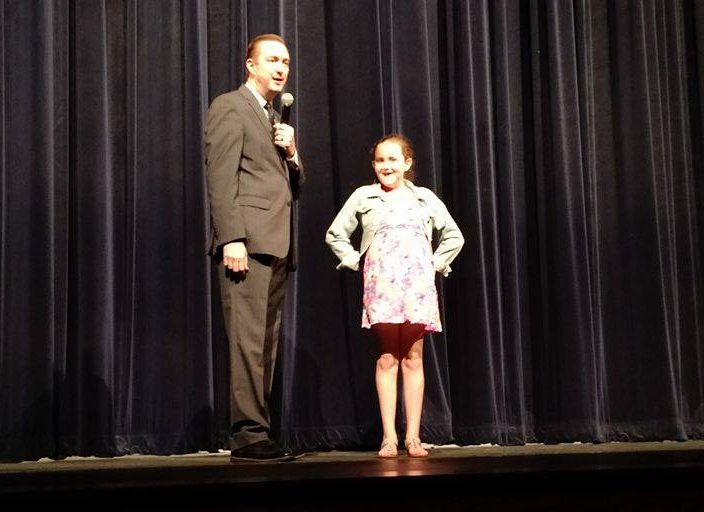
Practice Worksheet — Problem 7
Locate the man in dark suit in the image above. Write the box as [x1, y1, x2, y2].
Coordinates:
[204, 34, 303, 462]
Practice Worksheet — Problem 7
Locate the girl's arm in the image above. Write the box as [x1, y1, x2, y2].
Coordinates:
[431, 196, 465, 277]
[325, 191, 363, 271]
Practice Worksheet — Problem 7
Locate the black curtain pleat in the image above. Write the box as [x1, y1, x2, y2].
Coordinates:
[1, 0, 703, 461]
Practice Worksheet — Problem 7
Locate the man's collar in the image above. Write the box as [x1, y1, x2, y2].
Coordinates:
[245, 82, 269, 108]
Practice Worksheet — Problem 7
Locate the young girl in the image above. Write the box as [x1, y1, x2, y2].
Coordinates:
[325, 134, 464, 457]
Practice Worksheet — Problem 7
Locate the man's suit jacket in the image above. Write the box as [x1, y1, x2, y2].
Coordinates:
[204, 84, 303, 262]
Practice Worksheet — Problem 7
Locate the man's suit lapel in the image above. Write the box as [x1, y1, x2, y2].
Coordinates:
[238, 85, 288, 174]
[239, 85, 274, 138]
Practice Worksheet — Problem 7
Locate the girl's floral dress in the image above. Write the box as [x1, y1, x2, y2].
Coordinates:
[362, 197, 441, 332]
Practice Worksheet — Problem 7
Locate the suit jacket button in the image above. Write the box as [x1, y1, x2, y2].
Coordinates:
[287, 200, 291, 206]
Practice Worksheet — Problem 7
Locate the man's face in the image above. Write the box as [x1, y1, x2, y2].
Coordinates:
[246, 40, 290, 100]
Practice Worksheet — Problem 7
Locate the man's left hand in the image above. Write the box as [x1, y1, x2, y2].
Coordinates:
[273, 123, 296, 158]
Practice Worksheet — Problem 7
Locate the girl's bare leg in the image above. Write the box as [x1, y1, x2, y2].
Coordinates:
[400, 324, 428, 457]
[372, 323, 401, 457]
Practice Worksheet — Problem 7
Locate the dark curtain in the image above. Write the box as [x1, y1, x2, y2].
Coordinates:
[1, 0, 703, 461]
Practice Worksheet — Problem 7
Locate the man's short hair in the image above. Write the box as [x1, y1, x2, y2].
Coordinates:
[246, 34, 287, 61]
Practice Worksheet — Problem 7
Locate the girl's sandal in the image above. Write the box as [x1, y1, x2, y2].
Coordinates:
[378, 438, 398, 458]
[404, 438, 429, 458]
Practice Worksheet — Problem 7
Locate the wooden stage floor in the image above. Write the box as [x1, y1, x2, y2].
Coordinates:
[2, 440, 704, 510]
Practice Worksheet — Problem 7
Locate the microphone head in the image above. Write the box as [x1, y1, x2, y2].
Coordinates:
[281, 93, 294, 107]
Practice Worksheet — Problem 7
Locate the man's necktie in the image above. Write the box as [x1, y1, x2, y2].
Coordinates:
[264, 102, 275, 127]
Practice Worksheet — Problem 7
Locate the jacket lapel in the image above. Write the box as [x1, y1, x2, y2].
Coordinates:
[239, 84, 275, 138]
[238, 85, 288, 175]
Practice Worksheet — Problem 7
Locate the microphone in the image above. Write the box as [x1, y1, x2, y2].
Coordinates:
[280, 93, 294, 125]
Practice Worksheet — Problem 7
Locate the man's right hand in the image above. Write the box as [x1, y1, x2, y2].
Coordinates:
[223, 241, 248, 273]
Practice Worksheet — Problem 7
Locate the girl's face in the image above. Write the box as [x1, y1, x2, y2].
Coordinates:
[372, 140, 412, 191]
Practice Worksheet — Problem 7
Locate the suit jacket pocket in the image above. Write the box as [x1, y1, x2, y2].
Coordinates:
[238, 194, 272, 210]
